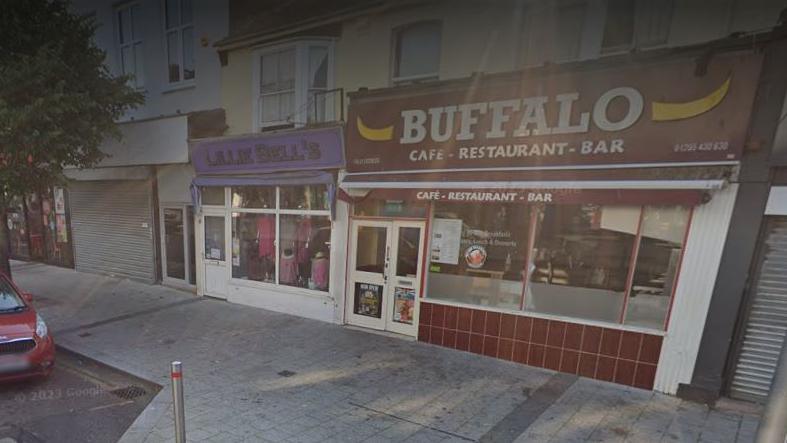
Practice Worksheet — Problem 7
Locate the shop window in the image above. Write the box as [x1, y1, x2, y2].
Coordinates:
[427, 203, 529, 310]
[254, 41, 334, 130]
[201, 187, 224, 206]
[279, 215, 331, 291]
[280, 185, 328, 210]
[116, 3, 144, 88]
[624, 206, 690, 329]
[232, 186, 275, 209]
[526, 205, 638, 323]
[229, 186, 332, 293]
[602, 0, 673, 53]
[164, 0, 194, 83]
[231, 213, 275, 284]
[423, 200, 692, 331]
[392, 21, 441, 84]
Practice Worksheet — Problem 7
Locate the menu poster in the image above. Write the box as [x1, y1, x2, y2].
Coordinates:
[392, 287, 415, 325]
[54, 187, 66, 215]
[354, 282, 382, 318]
[55, 215, 68, 243]
[430, 218, 462, 265]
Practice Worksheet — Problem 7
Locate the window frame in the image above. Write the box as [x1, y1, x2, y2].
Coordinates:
[162, 0, 195, 85]
[251, 39, 336, 132]
[600, 0, 674, 54]
[209, 186, 332, 295]
[422, 201, 693, 332]
[390, 20, 442, 85]
[115, 2, 144, 89]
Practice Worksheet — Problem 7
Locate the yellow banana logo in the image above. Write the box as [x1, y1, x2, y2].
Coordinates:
[357, 117, 394, 141]
[652, 76, 730, 121]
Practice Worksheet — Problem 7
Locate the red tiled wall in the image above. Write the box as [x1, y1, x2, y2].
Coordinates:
[418, 302, 662, 390]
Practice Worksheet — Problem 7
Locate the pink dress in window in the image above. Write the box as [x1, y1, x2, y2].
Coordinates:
[280, 250, 298, 284]
[311, 257, 329, 290]
[257, 216, 275, 258]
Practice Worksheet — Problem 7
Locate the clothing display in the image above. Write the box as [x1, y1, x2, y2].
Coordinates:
[295, 217, 313, 264]
[280, 249, 298, 284]
[257, 216, 275, 258]
[312, 255, 329, 290]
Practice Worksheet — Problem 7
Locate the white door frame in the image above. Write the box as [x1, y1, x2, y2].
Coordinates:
[345, 219, 426, 337]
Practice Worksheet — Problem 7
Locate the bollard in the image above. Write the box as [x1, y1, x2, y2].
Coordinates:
[171, 361, 186, 443]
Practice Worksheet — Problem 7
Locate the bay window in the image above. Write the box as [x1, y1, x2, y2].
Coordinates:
[254, 41, 333, 130]
[229, 185, 331, 292]
[425, 202, 692, 331]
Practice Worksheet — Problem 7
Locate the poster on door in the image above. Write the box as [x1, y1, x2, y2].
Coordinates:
[354, 282, 382, 318]
[392, 287, 415, 325]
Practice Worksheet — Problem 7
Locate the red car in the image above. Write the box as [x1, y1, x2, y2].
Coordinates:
[0, 274, 54, 382]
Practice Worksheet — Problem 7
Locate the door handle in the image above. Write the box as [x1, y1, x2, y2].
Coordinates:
[397, 280, 412, 286]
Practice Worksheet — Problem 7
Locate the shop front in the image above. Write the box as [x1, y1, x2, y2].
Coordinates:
[341, 52, 761, 393]
[6, 187, 74, 268]
[190, 126, 347, 323]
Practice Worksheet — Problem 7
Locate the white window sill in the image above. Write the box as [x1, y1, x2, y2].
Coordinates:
[230, 276, 333, 301]
[162, 81, 196, 94]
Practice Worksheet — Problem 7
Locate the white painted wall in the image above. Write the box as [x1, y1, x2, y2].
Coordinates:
[157, 163, 195, 203]
[98, 115, 189, 167]
[654, 184, 739, 394]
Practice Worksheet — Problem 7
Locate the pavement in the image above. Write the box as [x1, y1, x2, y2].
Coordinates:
[0, 349, 160, 443]
[10, 260, 763, 443]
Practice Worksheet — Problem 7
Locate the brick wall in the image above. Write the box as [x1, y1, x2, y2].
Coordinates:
[417, 301, 662, 389]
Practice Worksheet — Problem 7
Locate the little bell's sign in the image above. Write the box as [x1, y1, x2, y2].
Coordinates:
[346, 53, 761, 173]
[192, 126, 344, 175]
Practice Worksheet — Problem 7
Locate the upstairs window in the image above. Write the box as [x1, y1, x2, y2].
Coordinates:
[116, 3, 144, 88]
[164, 0, 195, 83]
[254, 41, 333, 131]
[392, 21, 441, 84]
[602, 0, 674, 52]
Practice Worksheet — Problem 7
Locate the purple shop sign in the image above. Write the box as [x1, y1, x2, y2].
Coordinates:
[191, 126, 344, 175]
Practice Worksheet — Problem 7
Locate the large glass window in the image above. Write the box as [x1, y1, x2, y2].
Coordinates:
[428, 203, 529, 310]
[424, 202, 692, 331]
[527, 205, 638, 323]
[279, 215, 331, 290]
[226, 186, 331, 292]
[624, 206, 689, 329]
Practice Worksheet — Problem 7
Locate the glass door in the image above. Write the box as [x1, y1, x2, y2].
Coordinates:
[385, 222, 425, 336]
[347, 221, 391, 330]
[202, 213, 228, 299]
[161, 205, 197, 287]
[346, 220, 425, 336]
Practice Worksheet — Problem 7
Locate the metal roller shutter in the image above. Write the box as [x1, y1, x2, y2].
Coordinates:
[729, 217, 787, 402]
[68, 180, 156, 283]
